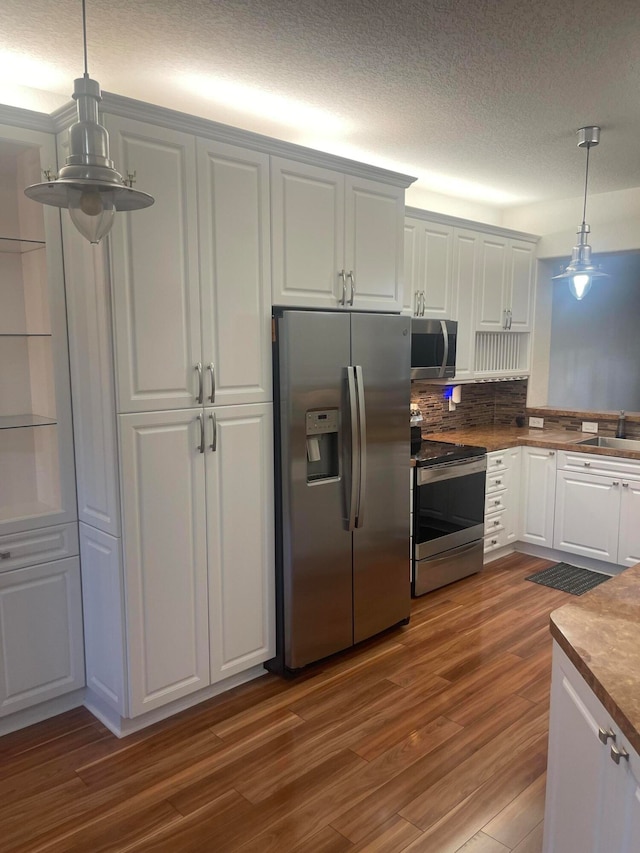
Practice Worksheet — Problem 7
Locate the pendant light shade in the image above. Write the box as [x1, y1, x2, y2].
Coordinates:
[24, 3, 154, 243]
[552, 126, 608, 299]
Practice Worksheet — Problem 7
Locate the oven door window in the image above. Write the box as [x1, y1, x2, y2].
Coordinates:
[415, 470, 485, 543]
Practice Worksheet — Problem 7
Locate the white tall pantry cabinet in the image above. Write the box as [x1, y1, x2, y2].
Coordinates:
[62, 110, 276, 731]
[0, 121, 83, 729]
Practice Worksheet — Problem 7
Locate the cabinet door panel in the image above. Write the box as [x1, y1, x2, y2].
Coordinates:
[509, 239, 535, 331]
[543, 658, 608, 852]
[271, 158, 344, 308]
[554, 471, 619, 563]
[345, 176, 403, 311]
[476, 236, 508, 331]
[618, 481, 640, 567]
[403, 217, 421, 315]
[107, 116, 202, 412]
[207, 404, 274, 682]
[197, 140, 272, 405]
[119, 410, 209, 716]
[520, 448, 556, 547]
[452, 227, 480, 380]
[418, 222, 453, 318]
[0, 557, 84, 716]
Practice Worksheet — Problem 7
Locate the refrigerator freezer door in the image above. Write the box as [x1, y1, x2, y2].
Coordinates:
[278, 310, 354, 669]
[350, 313, 411, 643]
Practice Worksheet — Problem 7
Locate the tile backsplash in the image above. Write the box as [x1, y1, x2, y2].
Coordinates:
[411, 380, 528, 434]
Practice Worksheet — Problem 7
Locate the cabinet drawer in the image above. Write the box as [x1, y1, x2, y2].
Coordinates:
[0, 524, 79, 574]
[484, 528, 507, 552]
[558, 450, 640, 480]
[486, 467, 511, 493]
[485, 492, 507, 514]
[487, 450, 513, 472]
[485, 514, 504, 536]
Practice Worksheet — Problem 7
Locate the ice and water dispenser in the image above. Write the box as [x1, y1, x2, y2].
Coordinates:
[305, 409, 339, 482]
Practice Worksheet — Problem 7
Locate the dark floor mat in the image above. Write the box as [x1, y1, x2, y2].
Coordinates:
[525, 562, 611, 595]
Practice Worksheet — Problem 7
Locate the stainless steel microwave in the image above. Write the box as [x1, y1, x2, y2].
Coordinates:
[411, 318, 457, 380]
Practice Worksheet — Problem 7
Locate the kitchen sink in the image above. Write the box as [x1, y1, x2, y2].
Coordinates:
[577, 436, 640, 452]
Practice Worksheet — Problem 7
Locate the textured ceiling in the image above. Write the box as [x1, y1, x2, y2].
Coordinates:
[2, 0, 640, 208]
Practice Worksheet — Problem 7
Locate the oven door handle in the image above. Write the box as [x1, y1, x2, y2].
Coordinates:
[439, 320, 449, 378]
[346, 366, 360, 532]
[417, 455, 487, 485]
[354, 365, 367, 528]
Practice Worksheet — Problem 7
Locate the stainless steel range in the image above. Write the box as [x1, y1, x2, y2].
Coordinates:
[412, 440, 487, 596]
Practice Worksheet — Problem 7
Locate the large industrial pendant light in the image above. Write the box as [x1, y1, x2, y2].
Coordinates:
[24, 0, 154, 243]
[552, 126, 608, 301]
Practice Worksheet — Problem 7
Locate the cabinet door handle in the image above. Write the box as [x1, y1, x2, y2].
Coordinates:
[502, 308, 507, 329]
[613, 481, 620, 487]
[208, 363, 216, 403]
[599, 726, 616, 744]
[548, 451, 555, 456]
[195, 362, 203, 404]
[414, 291, 420, 315]
[197, 414, 205, 454]
[507, 309, 513, 329]
[0, 551, 10, 559]
[209, 412, 217, 452]
[623, 482, 629, 488]
[421, 292, 426, 316]
[611, 743, 629, 764]
[338, 270, 347, 305]
[347, 271, 355, 306]
[584, 461, 591, 467]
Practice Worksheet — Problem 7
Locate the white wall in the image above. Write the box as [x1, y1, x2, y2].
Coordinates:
[502, 186, 640, 258]
[405, 184, 503, 226]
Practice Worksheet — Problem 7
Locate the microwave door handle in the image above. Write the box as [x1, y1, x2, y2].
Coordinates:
[347, 366, 360, 532]
[439, 320, 449, 378]
[354, 365, 367, 528]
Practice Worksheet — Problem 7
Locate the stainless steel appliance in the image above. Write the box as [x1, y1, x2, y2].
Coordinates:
[269, 309, 411, 673]
[413, 440, 486, 595]
[411, 318, 457, 379]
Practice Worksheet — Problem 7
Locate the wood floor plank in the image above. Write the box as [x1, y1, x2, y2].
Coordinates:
[0, 554, 566, 852]
[330, 692, 535, 844]
[454, 831, 511, 853]
[399, 742, 547, 852]
[483, 772, 547, 848]
[512, 820, 544, 853]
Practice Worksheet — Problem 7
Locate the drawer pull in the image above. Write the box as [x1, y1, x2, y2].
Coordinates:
[599, 727, 616, 744]
[0, 551, 10, 559]
[494, 499, 500, 505]
[495, 479, 502, 485]
[611, 744, 629, 764]
[490, 539, 497, 545]
[584, 461, 591, 467]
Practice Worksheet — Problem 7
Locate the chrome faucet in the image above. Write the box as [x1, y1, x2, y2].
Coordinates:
[616, 410, 626, 439]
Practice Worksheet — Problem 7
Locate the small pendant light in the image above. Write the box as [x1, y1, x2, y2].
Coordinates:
[552, 126, 608, 300]
[24, 0, 154, 243]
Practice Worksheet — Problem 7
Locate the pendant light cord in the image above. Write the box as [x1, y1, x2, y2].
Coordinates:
[582, 143, 591, 227]
[81, 0, 89, 77]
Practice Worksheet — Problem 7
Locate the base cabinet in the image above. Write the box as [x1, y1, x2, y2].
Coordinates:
[543, 643, 640, 852]
[554, 470, 620, 563]
[520, 447, 556, 547]
[118, 404, 274, 717]
[484, 447, 521, 556]
[0, 558, 84, 716]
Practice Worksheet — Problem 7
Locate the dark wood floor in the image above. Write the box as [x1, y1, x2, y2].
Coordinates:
[0, 552, 569, 852]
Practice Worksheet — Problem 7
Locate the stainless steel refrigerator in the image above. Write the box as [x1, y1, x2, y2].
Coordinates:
[269, 309, 411, 673]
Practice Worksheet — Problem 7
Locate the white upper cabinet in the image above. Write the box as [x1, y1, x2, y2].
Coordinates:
[106, 115, 202, 413]
[197, 139, 272, 406]
[450, 227, 481, 381]
[403, 217, 454, 318]
[344, 175, 404, 312]
[476, 235, 535, 332]
[107, 117, 273, 413]
[271, 158, 404, 311]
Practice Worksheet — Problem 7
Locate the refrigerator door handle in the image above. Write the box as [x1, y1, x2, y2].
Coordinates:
[347, 366, 360, 532]
[439, 320, 449, 378]
[354, 365, 367, 528]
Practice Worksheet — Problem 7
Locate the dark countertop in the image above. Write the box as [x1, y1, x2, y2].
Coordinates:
[422, 425, 640, 460]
